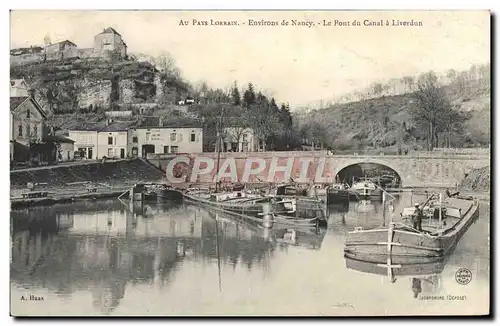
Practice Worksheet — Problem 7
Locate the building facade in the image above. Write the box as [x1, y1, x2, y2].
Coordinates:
[68, 129, 99, 160]
[94, 27, 127, 58]
[45, 40, 77, 57]
[97, 126, 128, 159]
[10, 79, 29, 97]
[223, 127, 260, 152]
[44, 135, 75, 162]
[130, 126, 203, 157]
[11, 96, 46, 145]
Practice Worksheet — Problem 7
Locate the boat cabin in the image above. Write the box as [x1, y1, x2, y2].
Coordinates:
[270, 184, 308, 197]
[210, 191, 248, 202]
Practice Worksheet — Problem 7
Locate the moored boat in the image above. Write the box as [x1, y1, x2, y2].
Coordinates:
[326, 183, 352, 203]
[351, 177, 382, 199]
[267, 183, 327, 225]
[344, 193, 480, 258]
[183, 186, 274, 218]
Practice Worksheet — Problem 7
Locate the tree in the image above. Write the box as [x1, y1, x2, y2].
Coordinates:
[43, 34, 51, 46]
[242, 83, 256, 107]
[225, 116, 251, 152]
[411, 71, 467, 151]
[155, 52, 176, 73]
[231, 82, 241, 106]
[246, 99, 279, 151]
[446, 69, 457, 83]
[456, 71, 470, 96]
[403, 76, 414, 92]
[372, 82, 384, 96]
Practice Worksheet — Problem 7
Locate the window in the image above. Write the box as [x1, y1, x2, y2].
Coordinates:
[164, 146, 169, 153]
[120, 148, 125, 159]
[171, 146, 179, 154]
[170, 133, 177, 142]
[242, 134, 248, 142]
[26, 109, 30, 119]
[33, 125, 38, 137]
[190, 132, 196, 142]
[146, 132, 151, 142]
[18, 125, 22, 137]
[26, 124, 31, 137]
[132, 136, 138, 143]
[108, 148, 114, 157]
[108, 136, 113, 145]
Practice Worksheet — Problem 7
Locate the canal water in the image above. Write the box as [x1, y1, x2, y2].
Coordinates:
[10, 192, 490, 316]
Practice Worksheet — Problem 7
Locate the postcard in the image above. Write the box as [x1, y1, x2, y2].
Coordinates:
[9, 10, 490, 316]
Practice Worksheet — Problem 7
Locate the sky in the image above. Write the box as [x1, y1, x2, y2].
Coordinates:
[10, 10, 490, 107]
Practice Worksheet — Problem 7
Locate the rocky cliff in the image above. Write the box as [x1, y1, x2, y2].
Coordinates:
[459, 166, 490, 192]
[10, 58, 191, 114]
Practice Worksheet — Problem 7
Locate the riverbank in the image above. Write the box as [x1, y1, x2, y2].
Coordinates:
[392, 187, 490, 202]
[10, 189, 129, 209]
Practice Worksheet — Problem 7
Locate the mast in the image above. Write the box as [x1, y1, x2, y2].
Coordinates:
[215, 108, 224, 192]
[214, 214, 222, 292]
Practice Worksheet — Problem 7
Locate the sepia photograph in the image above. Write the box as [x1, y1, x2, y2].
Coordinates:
[8, 9, 491, 317]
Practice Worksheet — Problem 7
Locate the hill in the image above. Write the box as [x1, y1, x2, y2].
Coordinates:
[10, 57, 192, 114]
[295, 77, 490, 151]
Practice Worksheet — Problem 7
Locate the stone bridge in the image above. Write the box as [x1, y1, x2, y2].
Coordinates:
[146, 151, 490, 188]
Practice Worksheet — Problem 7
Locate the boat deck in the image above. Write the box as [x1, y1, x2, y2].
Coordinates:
[408, 197, 474, 235]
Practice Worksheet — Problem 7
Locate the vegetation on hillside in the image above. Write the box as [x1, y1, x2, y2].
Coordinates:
[11, 48, 490, 152]
[295, 63, 490, 151]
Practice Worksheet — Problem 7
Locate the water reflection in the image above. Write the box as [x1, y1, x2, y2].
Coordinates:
[11, 199, 327, 314]
[10, 193, 489, 316]
[344, 255, 445, 298]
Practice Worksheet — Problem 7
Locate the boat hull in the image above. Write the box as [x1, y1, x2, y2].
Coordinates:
[184, 193, 270, 219]
[344, 251, 445, 265]
[326, 189, 351, 203]
[345, 256, 446, 277]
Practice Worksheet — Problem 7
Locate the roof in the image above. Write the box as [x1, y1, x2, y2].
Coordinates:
[134, 116, 203, 129]
[10, 97, 28, 111]
[10, 79, 27, 88]
[10, 46, 43, 55]
[99, 124, 129, 132]
[47, 40, 77, 47]
[44, 135, 75, 143]
[68, 123, 131, 132]
[98, 27, 122, 37]
[68, 126, 100, 132]
[10, 96, 47, 118]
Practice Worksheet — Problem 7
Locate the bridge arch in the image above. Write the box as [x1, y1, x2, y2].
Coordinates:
[334, 158, 403, 187]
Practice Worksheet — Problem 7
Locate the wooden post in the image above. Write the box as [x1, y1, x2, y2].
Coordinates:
[262, 202, 274, 228]
[382, 191, 386, 226]
[438, 193, 442, 230]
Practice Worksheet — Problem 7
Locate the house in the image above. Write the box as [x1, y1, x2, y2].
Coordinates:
[130, 118, 203, 157]
[10, 96, 47, 145]
[68, 128, 99, 160]
[223, 127, 260, 152]
[9, 96, 54, 162]
[45, 40, 77, 57]
[10, 79, 29, 97]
[97, 125, 129, 159]
[94, 27, 127, 58]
